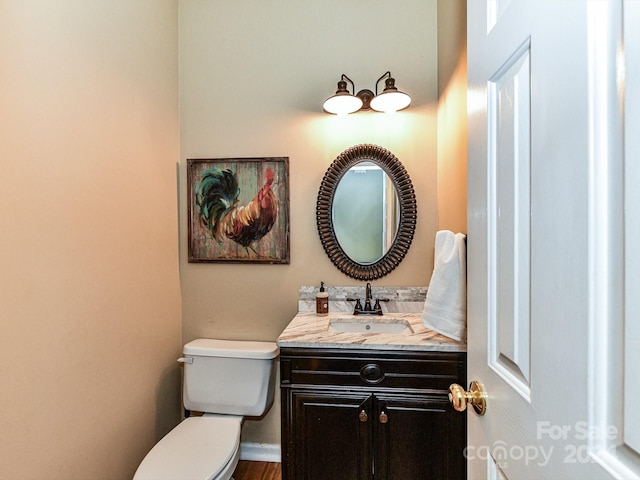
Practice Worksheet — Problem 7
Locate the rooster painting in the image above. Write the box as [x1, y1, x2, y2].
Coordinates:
[189, 159, 289, 263]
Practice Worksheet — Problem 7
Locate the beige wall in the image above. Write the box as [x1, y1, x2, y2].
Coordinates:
[437, 0, 468, 234]
[0, 2, 182, 479]
[179, 0, 441, 445]
[0, 1, 468, 475]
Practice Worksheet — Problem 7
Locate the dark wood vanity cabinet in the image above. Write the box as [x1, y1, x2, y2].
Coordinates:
[279, 347, 467, 480]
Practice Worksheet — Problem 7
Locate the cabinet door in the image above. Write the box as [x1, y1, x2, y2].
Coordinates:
[291, 390, 373, 480]
[374, 394, 466, 480]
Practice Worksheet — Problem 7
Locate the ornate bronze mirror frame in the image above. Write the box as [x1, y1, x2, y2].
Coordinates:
[316, 144, 417, 280]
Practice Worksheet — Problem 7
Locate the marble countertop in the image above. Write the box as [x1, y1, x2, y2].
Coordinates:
[277, 311, 466, 352]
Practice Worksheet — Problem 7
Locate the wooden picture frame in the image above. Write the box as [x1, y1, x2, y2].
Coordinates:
[187, 157, 289, 264]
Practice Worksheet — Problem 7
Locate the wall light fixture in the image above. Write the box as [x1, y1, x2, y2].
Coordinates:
[323, 71, 411, 115]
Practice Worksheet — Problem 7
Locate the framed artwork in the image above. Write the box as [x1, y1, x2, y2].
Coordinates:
[187, 157, 290, 264]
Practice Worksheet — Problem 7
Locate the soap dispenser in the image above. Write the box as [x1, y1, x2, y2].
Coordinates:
[316, 282, 329, 316]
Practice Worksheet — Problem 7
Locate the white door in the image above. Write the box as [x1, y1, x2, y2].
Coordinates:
[465, 0, 640, 478]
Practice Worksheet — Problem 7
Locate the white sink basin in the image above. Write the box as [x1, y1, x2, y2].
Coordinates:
[328, 317, 413, 334]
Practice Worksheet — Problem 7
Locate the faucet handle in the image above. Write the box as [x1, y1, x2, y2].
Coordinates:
[347, 297, 363, 314]
[373, 298, 390, 315]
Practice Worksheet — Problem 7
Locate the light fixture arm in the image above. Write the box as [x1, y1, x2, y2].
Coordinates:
[340, 74, 357, 96]
[341, 74, 374, 109]
[374, 71, 393, 96]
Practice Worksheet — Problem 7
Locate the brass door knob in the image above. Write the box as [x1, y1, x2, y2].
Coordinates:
[449, 381, 487, 416]
[359, 409, 368, 422]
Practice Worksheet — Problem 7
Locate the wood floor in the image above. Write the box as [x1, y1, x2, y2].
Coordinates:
[232, 461, 281, 480]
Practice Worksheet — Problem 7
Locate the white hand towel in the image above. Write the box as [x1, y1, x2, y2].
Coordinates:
[422, 230, 467, 341]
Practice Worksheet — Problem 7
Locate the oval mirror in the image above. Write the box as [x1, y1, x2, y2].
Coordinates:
[317, 144, 417, 280]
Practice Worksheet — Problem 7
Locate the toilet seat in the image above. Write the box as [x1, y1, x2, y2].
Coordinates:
[133, 415, 242, 480]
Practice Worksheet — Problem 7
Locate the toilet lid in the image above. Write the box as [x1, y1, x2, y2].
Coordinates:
[134, 415, 241, 480]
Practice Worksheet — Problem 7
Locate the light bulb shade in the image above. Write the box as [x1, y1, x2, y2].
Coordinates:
[323, 93, 363, 115]
[370, 76, 411, 113]
[370, 91, 411, 113]
[323, 77, 363, 115]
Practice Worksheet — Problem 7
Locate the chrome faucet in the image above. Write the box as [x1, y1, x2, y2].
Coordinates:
[347, 282, 389, 316]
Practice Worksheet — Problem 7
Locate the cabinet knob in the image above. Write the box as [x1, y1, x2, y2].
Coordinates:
[359, 409, 368, 422]
[360, 364, 384, 384]
[379, 411, 388, 424]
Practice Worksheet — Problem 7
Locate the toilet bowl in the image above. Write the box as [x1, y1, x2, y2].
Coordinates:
[133, 339, 279, 480]
[134, 415, 242, 480]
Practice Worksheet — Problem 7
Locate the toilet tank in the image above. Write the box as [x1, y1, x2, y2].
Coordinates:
[180, 339, 279, 416]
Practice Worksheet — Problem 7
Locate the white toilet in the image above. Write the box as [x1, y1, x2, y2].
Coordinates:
[133, 338, 279, 480]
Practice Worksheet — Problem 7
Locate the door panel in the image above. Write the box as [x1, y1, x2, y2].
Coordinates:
[624, 0, 640, 462]
[292, 391, 372, 480]
[487, 38, 532, 396]
[375, 394, 465, 479]
[467, 0, 640, 478]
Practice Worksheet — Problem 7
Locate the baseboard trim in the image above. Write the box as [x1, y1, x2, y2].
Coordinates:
[239, 442, 281, 463]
